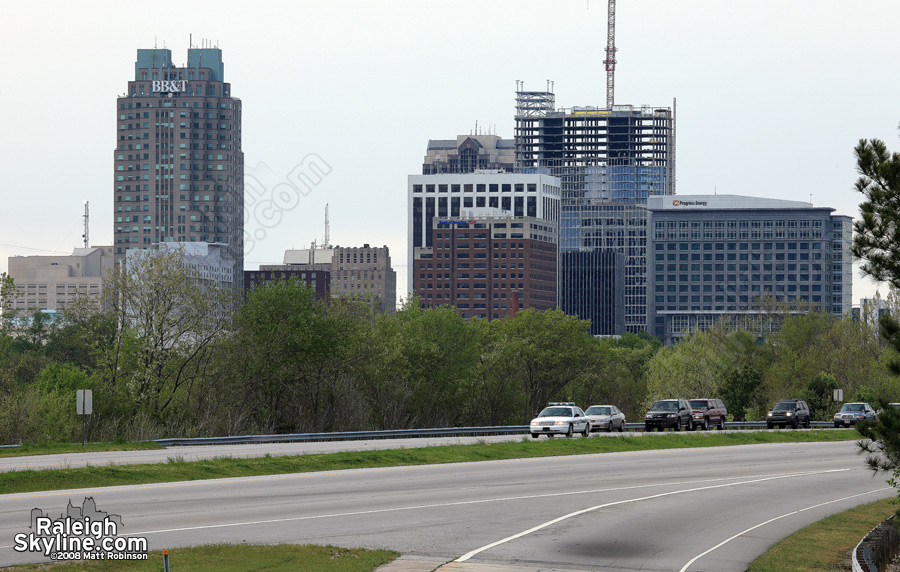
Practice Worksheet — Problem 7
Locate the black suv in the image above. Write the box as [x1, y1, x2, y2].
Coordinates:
[688, 398, 728, 431]
[645, 399, 693, 432]
[767, 399, 811, 429]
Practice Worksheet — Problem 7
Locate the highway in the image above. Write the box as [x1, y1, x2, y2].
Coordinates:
[0, 440, 891, 571]
[0, 434, 536, 472]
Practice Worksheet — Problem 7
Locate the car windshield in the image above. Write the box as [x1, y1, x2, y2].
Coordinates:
[651, 401, 678, 410]
[586, 407, 611, 415]
[689, 400, 709, 409]
[773, 402, 797, 411]
[539, 407, 572, 417]
[840, 404, 865, 412]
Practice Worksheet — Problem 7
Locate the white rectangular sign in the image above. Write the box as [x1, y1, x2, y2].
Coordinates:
[76, 390, 93, 415]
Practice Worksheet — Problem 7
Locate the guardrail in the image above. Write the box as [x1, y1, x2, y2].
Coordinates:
[154, 420, 838, 447]
[853, 515, 898, 572]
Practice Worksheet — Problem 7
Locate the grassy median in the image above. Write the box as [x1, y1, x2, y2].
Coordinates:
[7, 544, 399, 572]
[748, 497, 898, 572]
[0, 429, 861, 495]
[0, 441, 163, 458]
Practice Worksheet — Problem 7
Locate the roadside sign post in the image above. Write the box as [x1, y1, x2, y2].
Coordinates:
[833, 389, 843, 403]
[76, 390, 93, 447]
[163, 549, 171, 572]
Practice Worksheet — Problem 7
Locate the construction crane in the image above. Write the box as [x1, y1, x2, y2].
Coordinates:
[604, 0, 617, 109]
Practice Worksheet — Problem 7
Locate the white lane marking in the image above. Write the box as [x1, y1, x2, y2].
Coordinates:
[0, 470, 846, 548]
[454, 468, 850, 562]
[677, 487, 891, 572]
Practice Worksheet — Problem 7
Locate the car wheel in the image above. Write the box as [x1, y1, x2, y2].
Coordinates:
[792, 419, 799, 429]
[566, 424, 574, 438]
[804, 418, 811, 429]
[582, 423, 591, 436]
[717, 416, 725, 430]
[618, 420, 625, 432]
[606, 422, 613, 433]
[675, 418, 682, 431]
[767, 423, 773, 430]
[531, 433, 539, 439]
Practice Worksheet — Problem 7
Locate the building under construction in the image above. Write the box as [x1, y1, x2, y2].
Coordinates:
[514, 89, 674, 334]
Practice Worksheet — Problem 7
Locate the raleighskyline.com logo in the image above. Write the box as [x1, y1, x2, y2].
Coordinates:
[14, 497, 148, 561]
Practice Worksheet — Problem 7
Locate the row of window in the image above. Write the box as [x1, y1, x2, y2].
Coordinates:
[120, 100, 233, 110]
[413, 183, 540, 193]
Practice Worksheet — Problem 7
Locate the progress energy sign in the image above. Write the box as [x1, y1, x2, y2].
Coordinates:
[672, 200, 708, 207]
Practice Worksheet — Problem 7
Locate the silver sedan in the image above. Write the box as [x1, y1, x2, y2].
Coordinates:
[586, 405, 626, 432]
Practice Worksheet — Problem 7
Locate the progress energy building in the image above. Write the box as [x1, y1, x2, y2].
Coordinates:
[646, 195, 852, 345]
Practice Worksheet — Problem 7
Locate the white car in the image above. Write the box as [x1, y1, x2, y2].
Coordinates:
[530, 403, 590, 438]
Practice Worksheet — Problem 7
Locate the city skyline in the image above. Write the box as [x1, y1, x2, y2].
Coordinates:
[2, 1, 900, 305]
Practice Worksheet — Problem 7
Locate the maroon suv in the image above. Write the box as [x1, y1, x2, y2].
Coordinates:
[688, 398, 728, 430]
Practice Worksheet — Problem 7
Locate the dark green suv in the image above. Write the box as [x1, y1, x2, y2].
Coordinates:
[766, 399, 811, 429]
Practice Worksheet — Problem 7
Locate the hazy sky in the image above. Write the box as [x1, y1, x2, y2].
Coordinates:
[2, 0, 899, 303]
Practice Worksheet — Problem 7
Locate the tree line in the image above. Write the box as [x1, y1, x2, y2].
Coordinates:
[0, 250, 898, 444]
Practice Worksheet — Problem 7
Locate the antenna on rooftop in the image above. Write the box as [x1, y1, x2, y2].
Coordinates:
[82, 201, 89, 248]
[323, 204, 331, 248]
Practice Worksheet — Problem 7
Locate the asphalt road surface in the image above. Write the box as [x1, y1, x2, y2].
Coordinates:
[0, 434, 536, 472]
[0, 441, 891, 571]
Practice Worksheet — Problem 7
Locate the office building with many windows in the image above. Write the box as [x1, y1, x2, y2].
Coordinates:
[514, 90, 673, 335]
[114, 47, 243, 284]
[646, 195, 852, 345]
[407, 171, 560, 297]
[422, 134, 515, 174]
[7, 246, 114, 313]
[275, 245, 397, 313]
[413, 211, 557, 319]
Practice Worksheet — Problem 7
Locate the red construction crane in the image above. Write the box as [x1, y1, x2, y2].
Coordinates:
[604, 0, 617, 109]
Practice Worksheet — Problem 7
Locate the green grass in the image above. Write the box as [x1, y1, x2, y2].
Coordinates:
[748, 497, 897, 572]
[7, 544, 399, 572]
[0, 429, 861, 495]
[0, 441, 162, 458]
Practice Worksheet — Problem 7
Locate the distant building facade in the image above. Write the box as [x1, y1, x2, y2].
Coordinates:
[422, 134, 515, 175]
[413, 212, 557, 320]
[244, 269, 330, 299]
[114, 47, 243, 285]
[276, 245, 397, 313]
[407, 171, 561, 295]
[646, 195, 853, 345]
[7, 246, 114, 313]
[126, 242, 234, 286]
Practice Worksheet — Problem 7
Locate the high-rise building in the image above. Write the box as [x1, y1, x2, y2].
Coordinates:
[407, 171, 561, 294]
[514, 90, 673, 335]
[422, 134, 515, 174]
[332, 245, 396, 313]
[114, 47, 243, 285]
[414, 211, 557, 319]
[646, 195, 852, 345]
